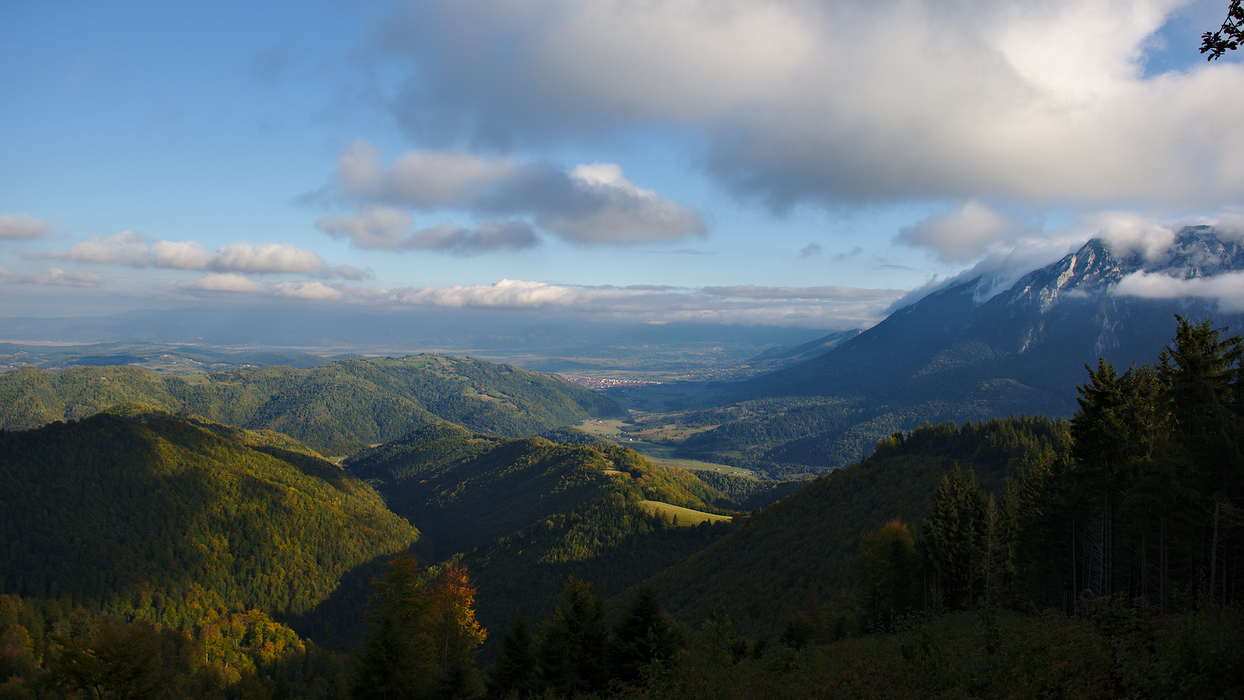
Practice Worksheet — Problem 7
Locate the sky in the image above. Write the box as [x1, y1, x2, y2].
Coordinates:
[2, 0, 1242, 331]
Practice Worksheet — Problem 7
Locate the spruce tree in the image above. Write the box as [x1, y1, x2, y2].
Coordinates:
[537, 579, 609, 697]
[610, 581, 680, 685]
[485, 613, 537, 699]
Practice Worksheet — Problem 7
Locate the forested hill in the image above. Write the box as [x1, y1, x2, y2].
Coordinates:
[653, 417, 1068, 635]
[0, 354, 627, 455]
[0, 406, 419, 628]
[344, 422, 738, 653]
[347, 422, 725, 559]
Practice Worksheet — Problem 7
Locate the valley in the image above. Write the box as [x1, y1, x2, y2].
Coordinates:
[1, 229, 1243, 698]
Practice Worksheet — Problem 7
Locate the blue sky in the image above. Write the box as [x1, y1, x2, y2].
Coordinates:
[2, 0, 1242, 329]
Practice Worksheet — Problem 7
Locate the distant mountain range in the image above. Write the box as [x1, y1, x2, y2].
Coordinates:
[680, 227, 1244, 473]
[0, 307, 826, 380]
[0, 355, 626, 455]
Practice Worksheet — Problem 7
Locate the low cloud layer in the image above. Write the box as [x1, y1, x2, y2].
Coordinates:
[376, 279, 902, 328]
[12, 268, 103, 288]
[177, 276, 343, 301]
[0, 213, 52, 240]
[42, 231, 359, 278]
[380, 0, 1244, 211]
[1116, 270, 1244, 311]
[322, 140, 705, 248]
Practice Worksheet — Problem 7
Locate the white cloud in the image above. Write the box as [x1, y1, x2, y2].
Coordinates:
[381, 0, 1244, 209]
[896, 201, 1033, 262]
[59, 230, 151, 266]
[184, 274, 264, 293]
[1116, 270, 1244, 310]
[273, 280, 343, 300]
[315, 205, 415, 249]
[325, 140, 705, 245]
[209, 242, 325, 274]
[0, 213, 52, 240]
[12, 268, 103, 287]
[44, 231, 341, 276]
[151, 240, 212, 269]
[389, 279, 582, 308]
[315, 206, 540, 254]
[1081, 211, 1180, 261]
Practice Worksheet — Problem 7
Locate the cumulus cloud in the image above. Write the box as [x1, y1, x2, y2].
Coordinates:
[273, 280, 343, 300]
[210, 242, 325, 274]
[896, 201, 1033, 262]
[43, 231, 346, 276]
[376, 278, 903, 327]
[184, 274, 264, 293]
[0, 213, 52, 240]
[177, 276, 344, 299]
[315, 205, 540, 254]
[379, 0, 1244, 210]
[12, 268, 103, 287]
[324, 139, 705, 245]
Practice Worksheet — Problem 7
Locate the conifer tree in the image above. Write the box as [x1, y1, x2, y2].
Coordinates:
[352, 553, 486, 700]
[610, 581, 681, 685]
[920, 465, 986, 610]
[537, 579, 609, 697]
[485, 613, 537, 699]
[352, 552, 435, 700]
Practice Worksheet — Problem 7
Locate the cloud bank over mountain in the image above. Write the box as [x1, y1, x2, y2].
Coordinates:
[380, 0, 1243, 210]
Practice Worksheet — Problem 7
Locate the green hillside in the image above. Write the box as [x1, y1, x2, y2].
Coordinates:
[0, 354, 627, 455]
[343, 422, 736, 652]
[651, 417, 1068, 634]
[0, 407, 419, 628]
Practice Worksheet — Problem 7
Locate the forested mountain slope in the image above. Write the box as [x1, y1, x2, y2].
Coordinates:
[344, 422, 736, 653]
[0, 354, 626, 455]
[0, 406, 419, 628]
[654, 417, 1068, 635]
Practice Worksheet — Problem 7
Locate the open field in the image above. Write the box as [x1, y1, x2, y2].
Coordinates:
[577, 418, 755, 477]
[642, 455, 754, 478]
[638, 500, 733, 526]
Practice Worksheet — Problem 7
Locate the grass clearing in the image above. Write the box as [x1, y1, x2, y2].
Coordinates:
[639, 500, 732, 526]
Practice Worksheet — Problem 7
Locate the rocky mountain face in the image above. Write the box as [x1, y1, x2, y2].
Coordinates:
[744, 226, 1244, 411]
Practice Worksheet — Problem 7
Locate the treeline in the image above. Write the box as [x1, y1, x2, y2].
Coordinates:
[0, 355, 626, 455]
[854, 317, 1244, 631]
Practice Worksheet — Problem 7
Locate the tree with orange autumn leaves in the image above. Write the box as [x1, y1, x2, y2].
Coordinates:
[352, 550, 486, 700]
